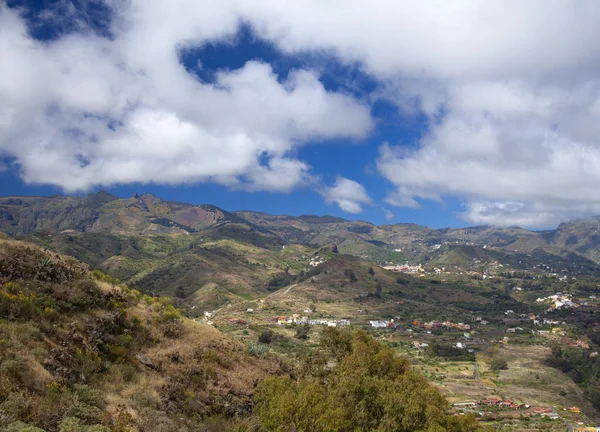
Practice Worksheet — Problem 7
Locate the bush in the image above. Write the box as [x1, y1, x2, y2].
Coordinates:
[294, 324, 310, 340]
[490, 358, 508, 371]
[73, 385, 105, 409]
[344, 269, 357, 283]
[64, 403, 103, 425]
[3, 422, 45, 432]
[258, 330, 274, 344]
[248, 343, 270, 358]
[58, 417, 110, 432]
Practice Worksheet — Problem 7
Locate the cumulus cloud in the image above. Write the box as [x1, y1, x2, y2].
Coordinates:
[5, 1, 600, 226]
[0, 4, 372, 193]
[322, 176, 372, 214]
[236, 0, 600, 227]
[382, 208, 394, 221]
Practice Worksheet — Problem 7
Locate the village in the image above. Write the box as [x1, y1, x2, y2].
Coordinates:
[195, 251, 600, 431]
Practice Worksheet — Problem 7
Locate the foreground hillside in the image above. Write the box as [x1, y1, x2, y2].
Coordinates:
[0, 237, 285, 431]
[0, 237, 484, 432]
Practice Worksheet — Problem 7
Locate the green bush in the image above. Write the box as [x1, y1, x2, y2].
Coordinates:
[490, 358, 508, 371]
[254, 331, 480, 432]
[2, 421, 45, 432]
[258, 329, 274, 344]
[248, 343, 270, 358]
[294, 323, 310, 340]
[73, 385, 104, 410]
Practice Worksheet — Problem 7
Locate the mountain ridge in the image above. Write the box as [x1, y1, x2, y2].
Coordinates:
[3, 191, 600, 271]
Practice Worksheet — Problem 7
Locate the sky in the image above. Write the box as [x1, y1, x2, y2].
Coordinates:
[3, 2, 600, 229]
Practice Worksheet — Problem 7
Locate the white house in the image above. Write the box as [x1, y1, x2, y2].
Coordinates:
[370, 320, 389, 328]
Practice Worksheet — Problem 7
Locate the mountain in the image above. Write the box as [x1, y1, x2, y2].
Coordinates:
[237, 209, 600, 272]
[0, 192, 279, 245]
[2, 192, 600, 311]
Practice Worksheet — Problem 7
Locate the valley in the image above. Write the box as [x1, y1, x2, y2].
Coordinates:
[1, 192, 600, 431]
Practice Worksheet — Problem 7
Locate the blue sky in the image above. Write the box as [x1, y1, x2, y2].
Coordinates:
[0, 0, 465, 228]
[3, 1, 600, 229]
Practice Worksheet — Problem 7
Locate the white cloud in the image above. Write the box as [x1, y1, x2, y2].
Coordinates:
[382, 208, 394, 221]
[322, 176, 372, 214]
[0, 4, 372, 193]
[459, 200, 600, 228]
[5, 1, 600, 226]
[229, 0, 600, 226]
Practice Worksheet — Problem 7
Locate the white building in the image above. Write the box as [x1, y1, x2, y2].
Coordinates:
[370, 320, 389, 328]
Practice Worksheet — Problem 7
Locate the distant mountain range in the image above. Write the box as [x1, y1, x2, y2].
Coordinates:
[2, 191, 600, 312]
[2, 191, 600, 268]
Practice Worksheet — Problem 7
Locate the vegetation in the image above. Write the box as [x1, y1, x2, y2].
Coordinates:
[0, 239, 284, 431]
[426, 343, 476, 361]
[546, 346, 600, 410]
[258, 329, 274, 344]
[254, 329, 480, 431]
[489, 358, 508, 371]
[294, 323, 310, 340]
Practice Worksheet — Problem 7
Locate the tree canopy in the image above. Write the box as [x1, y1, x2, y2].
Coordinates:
[254, 329, 480, 432]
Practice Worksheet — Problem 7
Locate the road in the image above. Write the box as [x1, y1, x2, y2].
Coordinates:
[473, 359, 481, 382]
[283, 283, 298, 294]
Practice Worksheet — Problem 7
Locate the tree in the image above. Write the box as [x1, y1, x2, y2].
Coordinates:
[174, 286, 186, 298]
[295, 323, 310, 340]
[344, 269, 357, 283]
[319, 327, 352, 361]
[368, 267, 375, 276]
[254, 330, 481, 432]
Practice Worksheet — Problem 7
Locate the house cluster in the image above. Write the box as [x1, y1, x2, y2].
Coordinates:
[411, 341, 429, 348]
[536, 293, 577, 310]
[272, 314, 350, 327]
[533, 318, 563, 326]
[383, 264, 424, 273]
[228, 318, 247, 325]
[370, 320, 395, 328]
[412, 320, 471, 331]
[309, 319, 351, 327]
[478, 399, 529, 410]
[273, 314, 308, 325]
[309, 255, 325, 267]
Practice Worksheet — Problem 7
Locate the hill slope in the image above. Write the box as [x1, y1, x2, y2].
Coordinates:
[0, 237, 286, 431]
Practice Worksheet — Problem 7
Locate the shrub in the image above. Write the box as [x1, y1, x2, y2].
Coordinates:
[73, 385, 105, 410]
[58, 417, 110, 432]
[2, 421, 45, 432]
[64, 403, 103, 425]
[258, 330, 274, 344]
[294, 324, 310, 340]
[0, 391, 29, 421]
[248, 343, 270, 358]
[490, 358, 508, 371]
